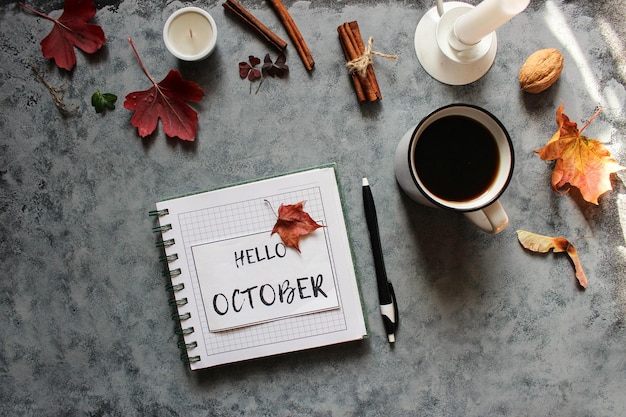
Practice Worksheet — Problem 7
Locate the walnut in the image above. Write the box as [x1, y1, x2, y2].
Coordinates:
[518, 48, 564, 94]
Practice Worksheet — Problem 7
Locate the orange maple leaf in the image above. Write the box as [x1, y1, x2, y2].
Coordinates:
[535, 105, 625, 204]
[270, 201, 325, 253]
[516, 230, 588, 288]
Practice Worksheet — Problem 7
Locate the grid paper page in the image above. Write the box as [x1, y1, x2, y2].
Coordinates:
[179, 187, 348, 355]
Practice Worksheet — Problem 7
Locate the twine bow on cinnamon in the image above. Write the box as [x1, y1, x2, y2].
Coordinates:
[346, 36, 398, 78]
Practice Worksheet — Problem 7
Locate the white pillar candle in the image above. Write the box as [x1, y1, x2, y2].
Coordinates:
[453, 0, 529, 46]
[163, 7, 217, 61]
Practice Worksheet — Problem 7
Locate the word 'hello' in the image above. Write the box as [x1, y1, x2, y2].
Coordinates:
[235, 243, 287, 268]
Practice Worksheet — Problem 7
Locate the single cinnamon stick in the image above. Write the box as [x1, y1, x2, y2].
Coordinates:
[348, 21, 381, 100]
[266, 0, 315, 71]
[337, 24, 366, 103]
[338, 27, 366, 102]
[223, 0, 287, 51]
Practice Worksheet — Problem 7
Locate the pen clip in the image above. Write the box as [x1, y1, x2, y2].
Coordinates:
[388, 281, 399, 331]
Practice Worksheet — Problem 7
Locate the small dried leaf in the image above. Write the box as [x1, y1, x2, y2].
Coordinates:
[239, 62, 251, 78]
[270, 201, 325, 253]
[517, 230, 588, 288]
[248, 55, 261, 67]
[239, 56, 262, 82]
[262, 53, 289, 78]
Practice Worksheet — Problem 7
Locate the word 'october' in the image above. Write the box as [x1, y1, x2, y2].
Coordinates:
[235, 243, 287, 268]
[212, 274, 328, 316]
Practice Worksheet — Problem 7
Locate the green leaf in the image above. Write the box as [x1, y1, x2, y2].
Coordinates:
[91, 90, 117, 113]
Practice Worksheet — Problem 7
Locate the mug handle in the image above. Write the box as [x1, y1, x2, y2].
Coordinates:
[463, 200, 509, 234]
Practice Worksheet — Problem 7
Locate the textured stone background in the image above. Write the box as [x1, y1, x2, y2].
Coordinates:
[1, 0, 625, 416]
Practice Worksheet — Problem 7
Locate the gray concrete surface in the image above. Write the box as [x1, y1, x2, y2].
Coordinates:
[1, 0, 625, 415]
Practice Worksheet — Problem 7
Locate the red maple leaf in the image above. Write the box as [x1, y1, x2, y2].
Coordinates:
[20, 0, 106, 71]
[124, 39, 205, 141]
[270, 201, 325, 253]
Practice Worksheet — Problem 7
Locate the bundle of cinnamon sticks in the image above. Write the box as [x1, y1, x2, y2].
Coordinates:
[337, 21, 382, 103]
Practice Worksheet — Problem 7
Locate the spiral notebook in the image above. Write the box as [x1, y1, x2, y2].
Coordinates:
[151, 165, 367, 370]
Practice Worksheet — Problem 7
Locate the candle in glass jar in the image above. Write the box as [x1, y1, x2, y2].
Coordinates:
[163, 7, 217, 61]
[454, 0, 529, 46]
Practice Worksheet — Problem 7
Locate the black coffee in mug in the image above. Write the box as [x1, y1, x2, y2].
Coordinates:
[413, 115, 500, 202]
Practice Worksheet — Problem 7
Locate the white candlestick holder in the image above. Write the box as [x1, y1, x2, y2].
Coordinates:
[415, 0, 529, 85]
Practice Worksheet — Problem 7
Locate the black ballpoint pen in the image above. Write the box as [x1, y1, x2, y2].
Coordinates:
[362, 178, 398, 343]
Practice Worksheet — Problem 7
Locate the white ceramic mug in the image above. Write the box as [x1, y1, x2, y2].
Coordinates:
[394, 104, 514, 234]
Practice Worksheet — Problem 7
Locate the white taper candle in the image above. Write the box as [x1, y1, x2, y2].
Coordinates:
[453, 0, 530, 46]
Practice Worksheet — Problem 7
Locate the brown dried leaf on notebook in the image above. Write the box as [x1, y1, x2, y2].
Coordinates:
[270, 201, 325, 253]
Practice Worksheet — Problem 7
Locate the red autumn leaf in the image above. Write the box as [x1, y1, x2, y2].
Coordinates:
[20, 0, 105, 71]
[535, 105, 625, 204]
[124, 39, 204, 141]
[516, 230, 588, 288]
[270, 201, 325, 253]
